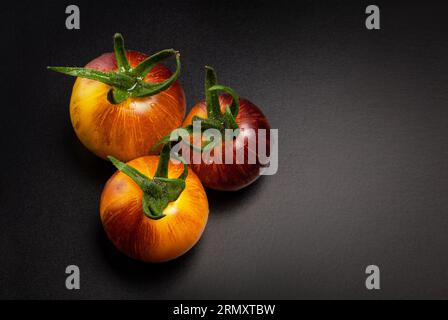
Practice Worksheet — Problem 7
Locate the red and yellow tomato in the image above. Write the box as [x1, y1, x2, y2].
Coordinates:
[100, 155, 208, 262]
[49, 34, 186, 161]
[183, 94, 270, 191]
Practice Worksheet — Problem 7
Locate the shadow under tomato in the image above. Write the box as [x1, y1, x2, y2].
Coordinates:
[94, 220, 199, 286]
[205, 176, 265, 214]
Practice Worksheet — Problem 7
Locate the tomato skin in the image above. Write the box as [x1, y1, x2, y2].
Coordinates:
[70, 51, 186, 162]
[100, 156, 208, 262]
[183, 95, 271, 191]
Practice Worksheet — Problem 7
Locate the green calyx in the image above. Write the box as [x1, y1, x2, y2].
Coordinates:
[108, 145, 187, 220]
[152, 66, 240, 152]
[202, 66, 240, 131]
[48, 33, 181, 104]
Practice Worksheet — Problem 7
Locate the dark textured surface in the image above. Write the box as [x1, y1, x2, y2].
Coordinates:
[1, 0, 448, 299]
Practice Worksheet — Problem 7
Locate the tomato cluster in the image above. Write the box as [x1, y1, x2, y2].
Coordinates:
[49, 34, 271, 262]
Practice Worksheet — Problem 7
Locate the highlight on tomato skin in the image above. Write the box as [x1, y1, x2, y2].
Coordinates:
[183, 95, 271, 191]
[100, 151, 209, 263]
[48, 33, 186, 162]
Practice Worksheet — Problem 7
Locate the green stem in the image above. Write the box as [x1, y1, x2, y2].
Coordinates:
[48, 33, 181, 105]
[205, 66, 221, 119]
[209, 85, 239, 118]
[46, 67, 135, 88]
[131, 49, 178, 79]
[202, 66, 240, 129]
[107, 145, 187, 220]
[208, 84, 240, 130]
[129, 52, 180, 98]
[113, 33, 131, 73]
[154, 145, 170, 178]
[108, 156, 152, 189]
[151, 66, 242, 152]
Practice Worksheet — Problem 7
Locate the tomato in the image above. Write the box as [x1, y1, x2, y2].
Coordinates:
[158, 66, 271, 191]
[49, 34, 185, 161]
[100, 146, 208, 262]
[183, 95, 270, 190]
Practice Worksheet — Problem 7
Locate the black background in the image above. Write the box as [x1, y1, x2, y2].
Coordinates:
[1, 0, 448, 299]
